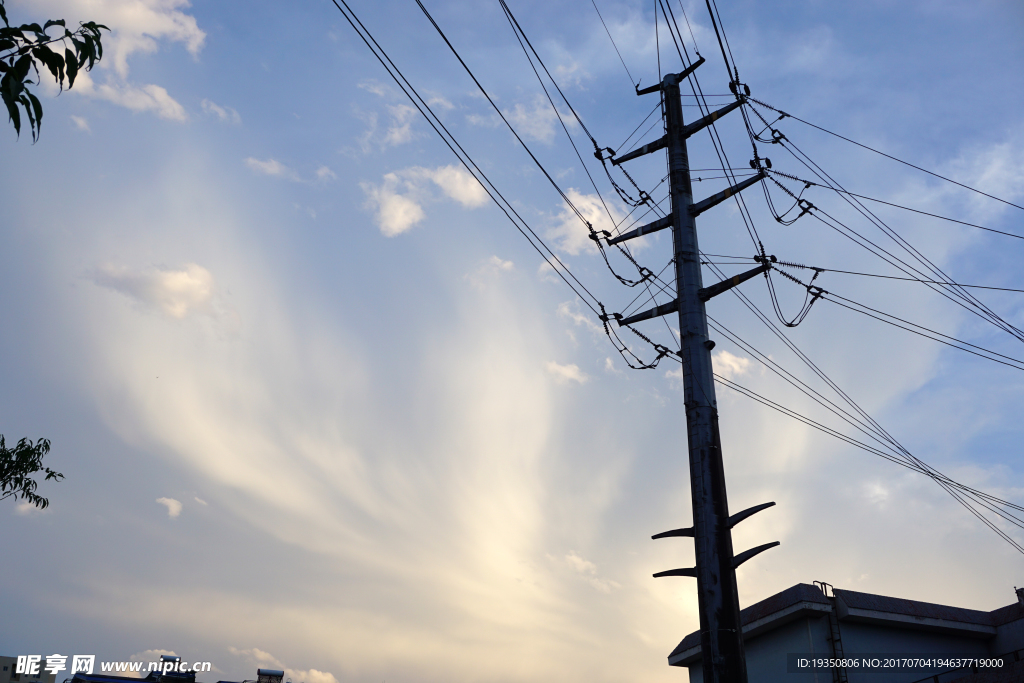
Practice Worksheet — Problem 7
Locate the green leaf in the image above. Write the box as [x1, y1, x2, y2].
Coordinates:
[0, 3, 8, 29]
[42, 19, 66, 31]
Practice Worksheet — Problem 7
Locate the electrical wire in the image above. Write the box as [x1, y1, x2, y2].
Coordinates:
[767, 169, 1024, 240]
[748, 104, 1024, 344]
[591, 0, 636, 88]
[748, 97, 1024, 213]
[329, 0, 603, 313]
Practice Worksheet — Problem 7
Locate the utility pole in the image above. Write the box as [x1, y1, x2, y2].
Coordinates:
[601, 58, 779, 683]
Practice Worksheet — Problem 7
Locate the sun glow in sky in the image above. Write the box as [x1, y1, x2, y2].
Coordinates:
[2, 1, 1023, 682]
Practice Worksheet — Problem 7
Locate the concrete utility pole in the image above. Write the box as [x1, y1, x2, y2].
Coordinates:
[605, 59, 779, 683]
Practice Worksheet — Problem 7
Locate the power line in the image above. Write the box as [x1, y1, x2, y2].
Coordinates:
[414, 0, 598, 236]
[328, 0, 603, 313]
[748, 97, 1024, 213]
[768, 258, 1024, 293]
[591, 0, 636, 88]
[750, 105, 1024, 344]
[768, 169, 1024, 240]
[499, 0, 652, 288]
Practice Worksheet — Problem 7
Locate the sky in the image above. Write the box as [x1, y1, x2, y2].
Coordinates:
[1, 0, 1023, 682]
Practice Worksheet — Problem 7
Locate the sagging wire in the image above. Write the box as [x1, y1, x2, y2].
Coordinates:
[744, 98, 1024, 345]
[498, 0, 658, 288]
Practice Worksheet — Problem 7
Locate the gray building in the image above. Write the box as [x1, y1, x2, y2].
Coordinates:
[670, 583, 1024, 682]
[0, 657, 57, 683]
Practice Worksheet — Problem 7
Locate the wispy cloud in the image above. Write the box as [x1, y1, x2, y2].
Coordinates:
[39, 0, 205, 121]
[361, 173, 426, 237]
[557, 551, 621, 593]
[93, 82, 188, 121]
[245, 157, 301, 182]
[361, 165, 487, 236]
[91, 263, 215, 319]
[201, 99, 241, 124]
[545, 360, 589, 384]
[156, 497, 182, 518]
[548, 188, 630, 255]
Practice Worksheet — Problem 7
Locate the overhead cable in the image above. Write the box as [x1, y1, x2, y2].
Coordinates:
[748, 98, 1024, 213]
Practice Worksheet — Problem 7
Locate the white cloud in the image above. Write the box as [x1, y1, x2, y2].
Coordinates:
[545, 361, 588, 384]
[557, 300, 603, 335]
[361, 165, 487, 237]
[488, 255, 514, 272]
[383, 104, 418, 146]
[228, 649, 337, 683]
[945, 125, 1024, 220]
[92, 263, 215, 319]
[93, 82, 188, 121]
[194, 497, 207, 506]
[361, 173, 425, 237]
[560, 551, 621, 594]
[201, 99, 241, 124]
[229, 648, 283, 668]
[32, 0, 205, 120]
[548, 188, 627, 255]
[537, 260, 567, 285]
[604, 357, 623, 375]
[245, 158, 300, 181]
[315, 166, 337, 181]
[156, 497, 182, 518]
[713, 349, 752, 380]
[664, 350, 752, 385]
[357, 80, 390, 97]
[499, 95, 576, 144]
[426, 94, 454, 111]
[285, 670, 337, 683]
[554, 60, 588, 89]
[414, 165, 488, 208]
[129, 650, 176, 662]
[70, 115, 90, 132]
[465, 256, 515, 289]
[14, 501, 38, 516]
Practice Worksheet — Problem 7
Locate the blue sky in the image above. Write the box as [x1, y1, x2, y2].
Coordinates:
[2, 1, 1022, 682]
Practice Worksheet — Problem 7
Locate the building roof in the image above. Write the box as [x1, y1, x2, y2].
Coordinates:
[834, 588, 992, 625]
[670, 583, 829, 658]
[670, 582, 1023, 666]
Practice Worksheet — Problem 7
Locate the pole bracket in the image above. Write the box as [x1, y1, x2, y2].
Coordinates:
[652, 527, 694, 539]
[732, 541, 780, 569]
[698, 264, 769, 302]
[727, 501, 776, 529]
[611, 135, 667, 166]
[681, 99, 744, 140]
[635, 56, 706, 95]
[608, 214, 673, 245]
[689, 171, 766, 217]
[653, 567, 698, 578]
[617, 299, 679, 327]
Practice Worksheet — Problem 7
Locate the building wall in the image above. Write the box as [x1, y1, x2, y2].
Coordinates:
[990, 617, 1024, 655]
[0, 657, 57, 683]
[687, 616, 1002, 683]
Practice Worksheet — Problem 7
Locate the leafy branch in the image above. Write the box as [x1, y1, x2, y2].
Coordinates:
[1, 436, 64, 510]
[0, 0, 108, 142]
